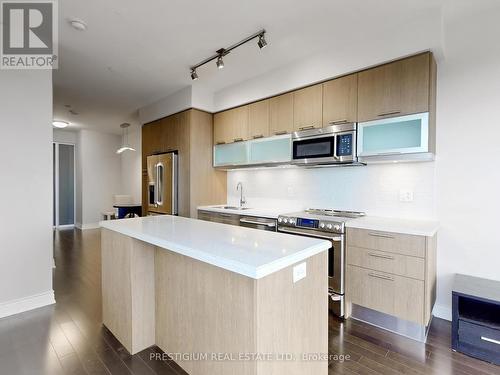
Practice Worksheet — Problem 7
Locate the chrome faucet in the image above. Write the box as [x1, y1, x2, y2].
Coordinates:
[237, 182, 246, 208]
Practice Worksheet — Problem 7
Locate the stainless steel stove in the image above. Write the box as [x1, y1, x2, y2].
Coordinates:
[277, 208, 365, 317]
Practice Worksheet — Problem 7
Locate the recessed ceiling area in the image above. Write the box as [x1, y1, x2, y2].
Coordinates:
[54, 0, 446, 134]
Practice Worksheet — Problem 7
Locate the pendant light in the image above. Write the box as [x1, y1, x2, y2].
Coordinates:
[116, 123, 136, 154]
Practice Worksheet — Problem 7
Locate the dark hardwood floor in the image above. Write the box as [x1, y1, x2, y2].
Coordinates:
[0, 228, 499, 375]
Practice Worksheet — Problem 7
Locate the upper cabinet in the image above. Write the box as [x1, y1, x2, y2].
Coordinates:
[248, 100, 270, 139]
[269, 93, 294, 136]
[322, 74, 358, 126]
[211, 52, 436, 164]
[358, 53, 431, 122]
[293, 84, 323, 131]
[214, 106, 249, 145]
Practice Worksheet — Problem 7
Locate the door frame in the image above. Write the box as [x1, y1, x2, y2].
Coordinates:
[53, 141, 76, 228]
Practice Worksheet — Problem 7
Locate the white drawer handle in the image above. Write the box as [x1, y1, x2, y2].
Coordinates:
[368, 252, 395, 260]
[368, 272, 394, 281]
[368, 232, 395, 239]
[481, 336, 500, 345]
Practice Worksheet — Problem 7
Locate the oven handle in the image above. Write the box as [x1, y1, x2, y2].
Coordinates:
[240, 218, 276, 228]
[278, 227, 342, 241]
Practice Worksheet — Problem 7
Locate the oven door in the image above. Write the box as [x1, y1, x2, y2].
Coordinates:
[277, 226, 345, 316]
[291, 133, 337, 164]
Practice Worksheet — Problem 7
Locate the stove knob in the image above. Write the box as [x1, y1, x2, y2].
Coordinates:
[283, 218, 288, 224]
[290, 218, 296, 225]
[319, 223, 325, 229]
[334, 224, 341, 231]
[278, 217, 282, 223]
[326, 224, 333, 230]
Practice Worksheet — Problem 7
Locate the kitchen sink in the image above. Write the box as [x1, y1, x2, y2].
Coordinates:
[219, 206, 252, 211]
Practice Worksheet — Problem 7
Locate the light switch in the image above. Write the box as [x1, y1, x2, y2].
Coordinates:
[293, 262, 307, 283]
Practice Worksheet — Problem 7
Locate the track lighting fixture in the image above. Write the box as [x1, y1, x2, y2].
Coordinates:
[258, 33, 267, 49]
[189, 29, 268, 80]
[216, 55, 224, 69]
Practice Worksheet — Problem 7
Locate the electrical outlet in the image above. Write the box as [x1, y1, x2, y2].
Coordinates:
[293, 262, 307, 283]
[399, 190, 414, 202]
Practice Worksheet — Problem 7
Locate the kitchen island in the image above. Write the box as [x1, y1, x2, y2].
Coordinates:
[100, 215, 330, 375]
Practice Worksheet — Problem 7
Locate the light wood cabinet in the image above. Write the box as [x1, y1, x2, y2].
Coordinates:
[358, 52, 431, 122]
[214, 106, 249, 144]
[347, 265, 425, 324]
[347, 228, 426, 257]
[346, 227, 436, 328]
[269, 93, 294, 135]
[293, 84, 323, 131]
[322, 74, 358, 126]
[248, 100, 270, 139]
[142, 109, 227, 218]
[347, 246, 425, 280]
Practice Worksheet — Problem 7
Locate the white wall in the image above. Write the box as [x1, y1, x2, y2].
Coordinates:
[53, 129, 77, 144]
[120, 126, 142, 204]
[139, 86, 192, 124]
[221, 1, 500, 321]
[76, 129, 122, 228]
[228, 163, 436, 218]
[432, 1, 500, 319]
[0, 70, 54, 317]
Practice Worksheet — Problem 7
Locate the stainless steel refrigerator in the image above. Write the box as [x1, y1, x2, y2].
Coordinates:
[147, 152, 178, 215]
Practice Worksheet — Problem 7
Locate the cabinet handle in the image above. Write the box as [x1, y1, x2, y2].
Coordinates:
[216, 141, 226, 145]
[377, 110, 401, 117]
[368, 252, 395, 260]
[233, 138, 244, 142]
[329, 119, 348, 125]
[218, 213, 234, 218]
[368, 232, 395, 239]
[481, 337, 500, 345]
[299, 125, 315, 130]
[368, 272, 394, 281]
[274, 130, 288, 135]
[252, 134, 264, 139]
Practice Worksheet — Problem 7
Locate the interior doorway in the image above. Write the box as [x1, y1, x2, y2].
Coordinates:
[53, 142, 76, 228]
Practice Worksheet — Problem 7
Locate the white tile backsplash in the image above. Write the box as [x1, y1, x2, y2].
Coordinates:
[227, 162, 436, 219]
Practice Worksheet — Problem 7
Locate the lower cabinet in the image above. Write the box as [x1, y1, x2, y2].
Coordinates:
[347, 265, 424, 324]
[198, 210, 240, 226]
[346, 228, 436, 335]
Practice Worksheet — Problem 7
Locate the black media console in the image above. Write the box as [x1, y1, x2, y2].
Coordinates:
[452, 274, 500, 365]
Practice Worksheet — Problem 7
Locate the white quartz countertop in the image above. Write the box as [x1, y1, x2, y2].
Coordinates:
[197, 205, 282, 219]
[100, 215, 330, 279]
[346, 216, 439, 237]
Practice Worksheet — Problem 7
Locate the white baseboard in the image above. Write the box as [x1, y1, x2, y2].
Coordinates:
[0, 290, 56, 319]
[432, 303, 452, 321]
[76, 222, 100, 230]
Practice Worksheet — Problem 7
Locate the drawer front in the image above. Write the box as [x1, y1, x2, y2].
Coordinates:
[197, 211, 213, 222]
[347, 246, 425, 280]
[197, 211, 240, 226]
[459, 320, 500, 354]
[347, 265, 424, 324]
[347, 228, 426, 258]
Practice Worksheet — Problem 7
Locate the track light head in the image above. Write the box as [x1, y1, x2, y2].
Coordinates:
[258, 33, 267, 49]
[190, 69, 199, 80]
[216, 55, 224, 69]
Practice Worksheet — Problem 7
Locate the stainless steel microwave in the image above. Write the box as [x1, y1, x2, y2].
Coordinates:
[291, 123, 357, 165]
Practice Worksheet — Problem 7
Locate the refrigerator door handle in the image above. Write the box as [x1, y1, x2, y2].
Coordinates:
[172, 154, 178, 215]
[156, 162, 164, 206]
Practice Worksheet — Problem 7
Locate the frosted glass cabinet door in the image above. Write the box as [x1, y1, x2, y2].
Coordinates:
[357, 112, 429, 156]
[213, 142, 248, 167]
[248, 134, 291, 164]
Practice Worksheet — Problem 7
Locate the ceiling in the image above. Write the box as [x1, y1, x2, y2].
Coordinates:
[54, 0, 446, 134]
